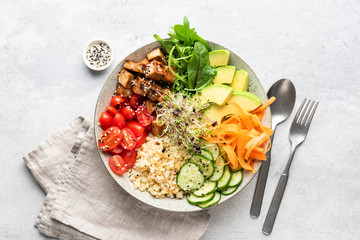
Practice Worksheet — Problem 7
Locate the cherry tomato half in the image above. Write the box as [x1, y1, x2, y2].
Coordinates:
[99, 112, 114, 130]
[120, 127, 137, 150]
[120, 106, 136, 120]
[135, 131, 147, 148]
[136, 106, 153, 126]
[121, 150, 137, 169]
[112, 113, 126, 129]
[108, 155, 127, 175]
[98, 127, 122, 151]
[110, 144, 124, 155]
[105, 106, 118, 116]
[145, 123, 152, 132]
[130, 94, 144, 109]
[126, 121, 145, 137]
[110, 95, 127, 108]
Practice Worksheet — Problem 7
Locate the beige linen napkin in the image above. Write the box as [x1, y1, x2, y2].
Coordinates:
[24, 116, 210, 240]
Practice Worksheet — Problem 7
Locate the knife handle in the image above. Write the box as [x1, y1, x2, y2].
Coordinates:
[250, 134, 274, 218]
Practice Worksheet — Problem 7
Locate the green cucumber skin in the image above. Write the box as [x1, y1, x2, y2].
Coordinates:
[200, 149, 213, 161]
[228, 169, 243, 187]
[192, 181, 217, 197]
[176, 163, 204, 191]
[208, 157, 226, 182]
[197, 192, 221, 209]
[216, 166, 232, 190]
[220, 185, 239, 195]
[199, 160, 215, 179]
[187, 192, 215, 205]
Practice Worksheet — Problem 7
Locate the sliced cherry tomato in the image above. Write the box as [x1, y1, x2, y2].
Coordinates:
[108, 155, 127, 175]
[110, 95, 127, 108]
[110, 144, 124, 155]
[113, 113, 126, 129]
[105, 106, 118, 116]
[99, 112, 114, 130]
[130, 94, 144, 109]
[145, 123, 152, 132]
[135, 131, 147, 148]
[126, 121, 145, 137]
[120, 106, 136, 120]
[98, 127, 122, 151]
[121, 150, 137, 169]
[136, 106, 153, 126]
[120, 127, 137, 150]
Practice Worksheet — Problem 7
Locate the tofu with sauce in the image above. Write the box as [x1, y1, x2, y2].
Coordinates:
[151, 120, 165, 136]
[144, 99, 156, 114]
[118, 68, 136, 88]
[147, 48, 167, 65]
[132, 76, 152, 96]
[123, 60, 146, 74]
[145, 60, 175, 84]
[147, 83, 163, 102]
[116, 83, 133, 97]
[140, 57, 150, 65]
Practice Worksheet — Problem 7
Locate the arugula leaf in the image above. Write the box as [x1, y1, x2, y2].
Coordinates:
[187, 42, 216, 89]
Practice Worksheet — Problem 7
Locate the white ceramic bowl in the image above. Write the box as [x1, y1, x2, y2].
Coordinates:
[83, 39, 113, 71]
[94, 40, 271, 212]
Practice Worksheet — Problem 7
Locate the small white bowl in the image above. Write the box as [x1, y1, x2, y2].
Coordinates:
[83, 39, 113, 71]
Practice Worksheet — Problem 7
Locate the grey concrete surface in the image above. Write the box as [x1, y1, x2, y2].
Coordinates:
[1, 0, 360, 239]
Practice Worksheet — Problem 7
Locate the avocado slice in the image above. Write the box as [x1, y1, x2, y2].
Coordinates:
[213, 66, 236, 85]
[230, 70, 249, 91]
[200, 84, 233, 105]
[209, 50, 231, 67]
[204, 91, 262, 123]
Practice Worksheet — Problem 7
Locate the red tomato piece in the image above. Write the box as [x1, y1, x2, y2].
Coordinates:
[99, 112, 114, 130]
[135, 131, 147, 148]
[108, 155, 127, 175]
[98, 127, 122, 151]
[130, 94, 144, 109]
[126, 121, 145, 137]
[136, 106, 153, 126]
[112, 113, 126, 129]
[145, 123, 152, 132]
[105, 106, 118, 116]
[121, 150, 137, 169]
[120, 127, 137, 150]
[120, 106, 136, 120]
[110, 95, 127, 108]
[110, 144, 124, 155]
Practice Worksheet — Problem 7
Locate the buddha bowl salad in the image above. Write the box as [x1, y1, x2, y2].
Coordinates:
[97, 17, 275, 208]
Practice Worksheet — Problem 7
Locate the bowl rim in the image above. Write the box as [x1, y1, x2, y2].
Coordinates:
[83, 39, 113, 71]
[93, 39, 271, 212]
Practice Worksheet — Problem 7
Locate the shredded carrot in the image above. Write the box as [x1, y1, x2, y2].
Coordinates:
[202, 97, 275, 172]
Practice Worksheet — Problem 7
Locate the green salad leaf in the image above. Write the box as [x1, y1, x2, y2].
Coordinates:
[153, 16, 216, 94]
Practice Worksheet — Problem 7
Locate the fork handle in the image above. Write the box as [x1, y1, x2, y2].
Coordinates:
[262, 173, 288, 235]
[250, 134, 274, 218]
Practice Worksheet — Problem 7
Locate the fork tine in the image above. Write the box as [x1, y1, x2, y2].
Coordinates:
[293, 98, 307, 123]
[301, 100, 315, 125]
[297, 99, 310, 124]
[306, 102, 319, 126]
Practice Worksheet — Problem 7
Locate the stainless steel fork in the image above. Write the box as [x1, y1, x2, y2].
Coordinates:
[262, 98, 319, 235]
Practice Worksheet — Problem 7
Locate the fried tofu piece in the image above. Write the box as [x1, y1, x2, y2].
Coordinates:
[147, 48, 167, 65]
[147, 83, 163, 102]
[145, 60, 175, 84]
[118, 68, 136, 88]
[151, 120, 165, 136]
[132, 76, 152, 96]
[116, 83, 133, 97]
[140, 57, 150, 65]
[144, 99, 156, 114]
[123, 60, 146, 74]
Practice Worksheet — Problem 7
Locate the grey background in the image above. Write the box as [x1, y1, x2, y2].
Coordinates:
[1, 0, 360, 239]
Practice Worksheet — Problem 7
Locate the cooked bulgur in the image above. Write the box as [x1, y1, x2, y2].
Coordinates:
[127, 135, 190, 199]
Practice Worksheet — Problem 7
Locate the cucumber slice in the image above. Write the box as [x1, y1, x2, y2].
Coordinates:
[187, 192, 215, 205]
[197, 192, 221, 208]
[191, 154, 215, 179]
[199, 149, 213, 160]
[205, 143, 220, 161]
[209, 156, 226, 182]
[176, 163, 204, 191]
[217, 165, 232, 190]
[220, 185, 239, 195]
[193, 181, 217, 197]
[228, 170, 243, 187]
